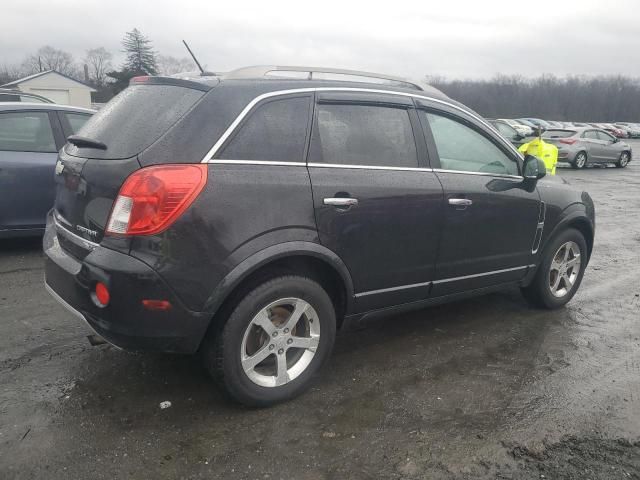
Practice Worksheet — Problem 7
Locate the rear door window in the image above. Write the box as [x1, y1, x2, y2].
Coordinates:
[583, 130, 599, 140]
[218, 95, 311, 162]
[308, 103, 418, 168]
[0, 111, 56, 153]
[422, 111, 519, 176]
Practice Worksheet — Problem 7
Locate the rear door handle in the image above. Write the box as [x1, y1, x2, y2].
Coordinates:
[324, 197, 358, 207]
[448, 198, 472, 206]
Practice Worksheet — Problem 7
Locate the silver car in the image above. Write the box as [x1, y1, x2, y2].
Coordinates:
[542, 127, 632, 169]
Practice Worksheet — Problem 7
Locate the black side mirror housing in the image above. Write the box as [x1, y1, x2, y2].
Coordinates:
[523, 154, 547, 181]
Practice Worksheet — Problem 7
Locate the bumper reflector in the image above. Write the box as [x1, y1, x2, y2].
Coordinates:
[142, 299, 172, 311]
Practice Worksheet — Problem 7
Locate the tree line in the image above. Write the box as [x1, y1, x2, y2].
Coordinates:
[427, 74, 640, 122]
[0, 28, 196, 101]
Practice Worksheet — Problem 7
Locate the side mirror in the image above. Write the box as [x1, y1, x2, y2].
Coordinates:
[523, 154, 546, 181]
[612, 137, 619, 143]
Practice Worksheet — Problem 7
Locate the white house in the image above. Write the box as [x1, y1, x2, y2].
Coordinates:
[1, 70, 96, 108]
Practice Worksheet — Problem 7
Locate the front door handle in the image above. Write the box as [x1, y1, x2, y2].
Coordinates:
[324, 197, 358, 207]
[448, 198, 473, 206]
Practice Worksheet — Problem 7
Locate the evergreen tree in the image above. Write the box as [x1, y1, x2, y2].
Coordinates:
[121, 28, 157, 75]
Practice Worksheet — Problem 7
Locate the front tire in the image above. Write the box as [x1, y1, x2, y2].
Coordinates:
[202, 275, 336, 406]
[616, 151, 630, 168]
[522, 228, 588, 309]
[572, 151, 587, 169]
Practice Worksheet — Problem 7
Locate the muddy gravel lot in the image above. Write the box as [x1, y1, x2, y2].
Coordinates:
[1, 146, 639, 479]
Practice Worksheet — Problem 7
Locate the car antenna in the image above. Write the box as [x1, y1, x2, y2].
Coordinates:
[182, 40, 211, 76]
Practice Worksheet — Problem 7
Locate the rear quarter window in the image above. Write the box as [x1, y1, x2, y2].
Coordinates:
[67, 85, 204, 159]
[217, 96, 311, 162]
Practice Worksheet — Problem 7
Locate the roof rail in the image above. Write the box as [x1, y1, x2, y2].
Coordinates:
[223, 65, 425, 91]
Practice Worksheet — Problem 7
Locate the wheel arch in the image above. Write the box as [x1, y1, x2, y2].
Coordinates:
[200, 242, 354, 341]
[544, 210, 594, 262]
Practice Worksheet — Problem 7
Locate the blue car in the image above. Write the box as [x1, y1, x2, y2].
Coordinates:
[0, 103, 94, 238]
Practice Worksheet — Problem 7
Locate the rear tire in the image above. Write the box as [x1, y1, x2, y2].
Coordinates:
[572, 151, 587, 169]
[616, 151, 630, 168]
[521, 228, 588, 309]
[202, 275, 336, 406]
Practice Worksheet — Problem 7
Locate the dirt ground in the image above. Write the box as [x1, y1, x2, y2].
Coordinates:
[1, 145, 639, 479]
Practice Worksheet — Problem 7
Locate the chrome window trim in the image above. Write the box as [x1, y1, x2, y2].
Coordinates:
[308, 162, 433, 172]
[355, 265, 535, 296]
[208, 159, 306, 167]
[433, 168, 523, 180]
[200, 87, 523, 163]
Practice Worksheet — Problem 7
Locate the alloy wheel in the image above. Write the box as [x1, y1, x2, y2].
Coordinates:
[240, 298, 320, 388]
[619, 152, 629, 167]
[575, 153, 587, 168]
[548, 241, 581, 298]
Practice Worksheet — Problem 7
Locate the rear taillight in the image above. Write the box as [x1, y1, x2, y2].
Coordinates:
[106, 164, 207, 236]
[559, 138, 577, 145]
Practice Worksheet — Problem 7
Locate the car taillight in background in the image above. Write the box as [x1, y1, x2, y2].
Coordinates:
[106, 164, 207, 236]
[559, 138, 578, 145]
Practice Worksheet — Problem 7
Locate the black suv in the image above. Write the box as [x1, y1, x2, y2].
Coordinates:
[44, 66, 595, 406]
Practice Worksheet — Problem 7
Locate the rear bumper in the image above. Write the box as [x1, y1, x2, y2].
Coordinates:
[43, 212, 210, 353]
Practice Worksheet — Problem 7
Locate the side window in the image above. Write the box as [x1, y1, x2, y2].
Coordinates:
[494, 122, 516, 138]
[218, 96, 310, 162]
[308, 103, 418, 168]
[63, 112, 91, 134]
[0, 111, 56, 153]
[422, 111, 519, 176]
[597, 130, 614, 142]
[583, 130, 597, 139]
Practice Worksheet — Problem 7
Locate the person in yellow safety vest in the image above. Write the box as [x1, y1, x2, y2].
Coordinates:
[518, 127, 558, 175]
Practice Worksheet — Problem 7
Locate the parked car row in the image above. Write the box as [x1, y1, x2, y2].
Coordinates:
[488, 117, 634, 170]
[494, 116, 640, 139]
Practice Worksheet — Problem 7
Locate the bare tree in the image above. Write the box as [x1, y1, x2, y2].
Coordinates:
[156, 55, 196, 75]
[84, 47, 113, 86]
[22, 46, 78, 77]
[0, 63, 27, 85]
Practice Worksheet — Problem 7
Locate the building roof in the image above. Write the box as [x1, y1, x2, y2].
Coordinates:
[1, 70, 96, 91]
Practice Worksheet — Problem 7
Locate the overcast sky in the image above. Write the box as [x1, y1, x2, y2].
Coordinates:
[2, 0, 639, 79]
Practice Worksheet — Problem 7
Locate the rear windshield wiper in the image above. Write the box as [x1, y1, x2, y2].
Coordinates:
[67, 135, 107, 150]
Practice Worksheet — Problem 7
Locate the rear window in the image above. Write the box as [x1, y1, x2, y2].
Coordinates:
[68, 85, 204, 159]
[543, 129, 576, 139]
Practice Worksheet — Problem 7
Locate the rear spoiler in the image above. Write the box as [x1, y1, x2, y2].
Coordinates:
[129, 75, 218, 92]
